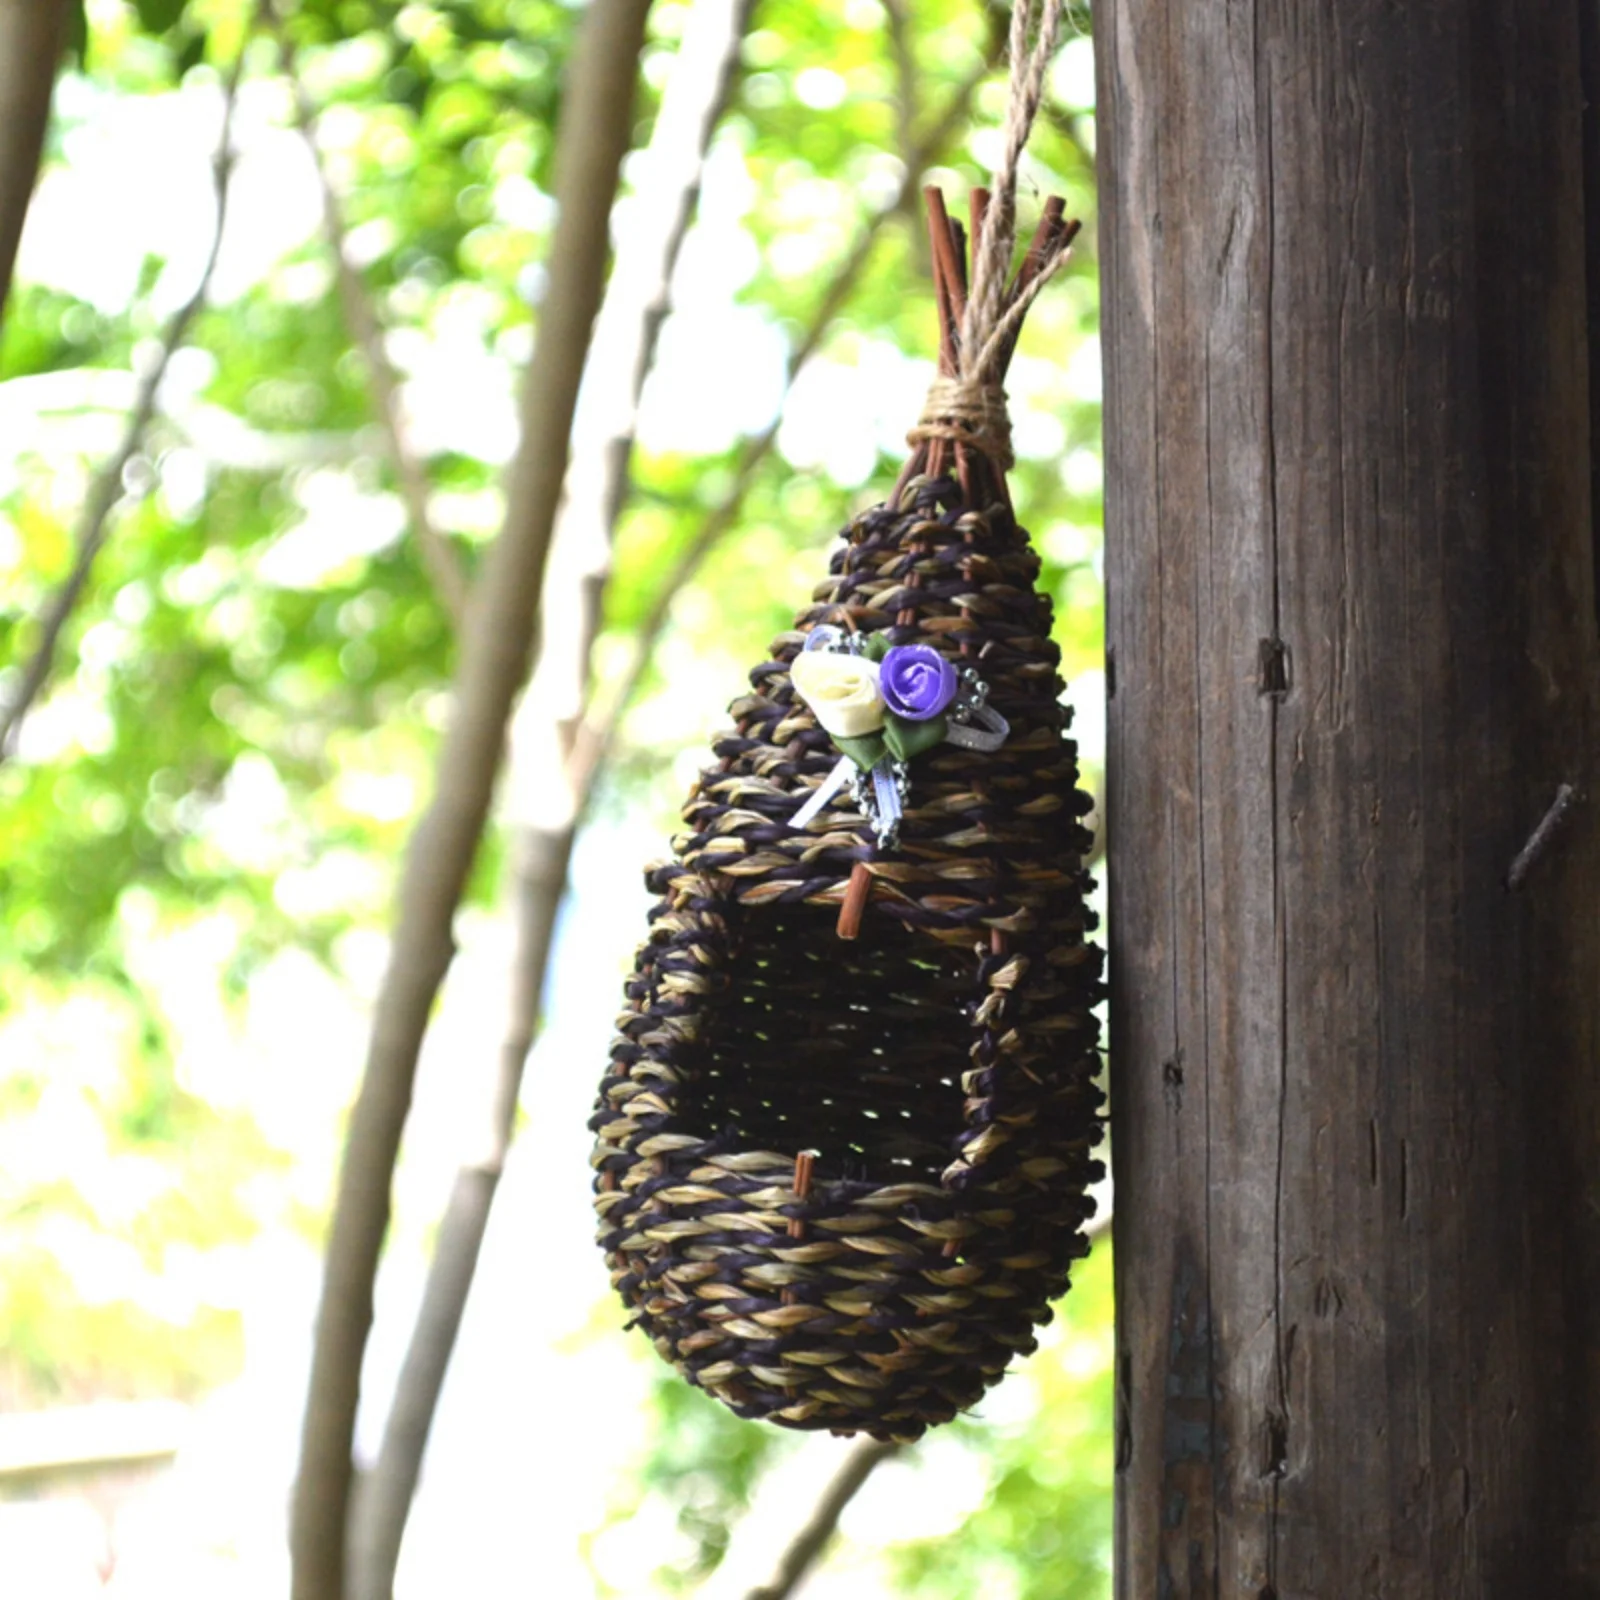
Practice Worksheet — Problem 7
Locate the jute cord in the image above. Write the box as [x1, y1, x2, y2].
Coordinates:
[962, 0, 1066, 362]
[909, 374, 1014, 470]
[912, 0, 1070, 471]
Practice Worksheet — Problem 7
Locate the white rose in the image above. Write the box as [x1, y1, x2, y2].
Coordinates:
[790, 649, 886, 738]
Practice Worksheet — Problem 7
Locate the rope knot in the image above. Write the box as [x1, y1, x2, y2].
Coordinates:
[908, 374, 1014, 472]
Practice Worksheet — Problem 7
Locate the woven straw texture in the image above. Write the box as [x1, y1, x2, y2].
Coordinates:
[589, 465, 1105, 1441]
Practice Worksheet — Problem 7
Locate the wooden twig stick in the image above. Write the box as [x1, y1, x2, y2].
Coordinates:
[787, 1150, 816, 1240]
[969, 183, 990, 293]
[924, 185, 966, 360]
[781, 1149, 816, 1306]
[836, 860, 873, 940]
[1010, 194, 1067, 298]
[921, 189, 965, 483]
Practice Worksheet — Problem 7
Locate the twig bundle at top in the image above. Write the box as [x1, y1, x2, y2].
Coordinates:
[589, 182, 1105, 1441]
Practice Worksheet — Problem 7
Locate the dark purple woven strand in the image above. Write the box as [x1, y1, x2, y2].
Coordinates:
[589, 472, 1105, 1440]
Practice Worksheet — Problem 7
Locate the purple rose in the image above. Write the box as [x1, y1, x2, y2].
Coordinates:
[879, 644, 958, 721]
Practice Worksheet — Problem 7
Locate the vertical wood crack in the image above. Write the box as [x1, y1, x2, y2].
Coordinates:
[1256, 6, 1289, 1595]
[1578, 0, 1600, 641]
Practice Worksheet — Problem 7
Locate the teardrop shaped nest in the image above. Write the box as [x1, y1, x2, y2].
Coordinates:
[590, 191, 1105, 1442]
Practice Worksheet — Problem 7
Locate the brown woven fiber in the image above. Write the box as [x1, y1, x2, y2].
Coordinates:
[589, 189, 1105, 1441]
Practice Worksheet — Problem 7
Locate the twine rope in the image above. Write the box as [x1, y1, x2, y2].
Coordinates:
[908, 0, 1070, 469]
[914, 373, 1016, 470]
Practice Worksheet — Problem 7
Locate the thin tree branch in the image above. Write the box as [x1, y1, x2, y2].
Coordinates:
[286, 4, 655, 1597]
[0, 0, 69, 331]
[740, 1209, 1111, 1600]
[264, 5, 470, 627]
[343, 820, 573, 1600]
[745, 1439, 901, 1600]
[342, 4, 753, 1595]
[0, 45, 244, 766]
[570, 43, 996, 786]
[880, 0, 925, 276]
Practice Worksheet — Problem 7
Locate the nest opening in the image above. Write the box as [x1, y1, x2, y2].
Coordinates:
[678, 901, 978, 1187]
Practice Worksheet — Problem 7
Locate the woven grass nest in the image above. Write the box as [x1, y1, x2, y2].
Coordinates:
[590, 189, 1105, 1442]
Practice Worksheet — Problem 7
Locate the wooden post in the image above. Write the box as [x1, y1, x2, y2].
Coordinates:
[1094, 3, 1600, 1595]
[0, 0, 69, 325]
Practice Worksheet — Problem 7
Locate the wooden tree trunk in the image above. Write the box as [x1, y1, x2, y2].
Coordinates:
[0, 0, 68, 325]
[1094, 2, 1600, 1594]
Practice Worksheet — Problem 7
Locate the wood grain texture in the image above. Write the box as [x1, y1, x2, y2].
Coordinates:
[1094, 2, 1600, 1594]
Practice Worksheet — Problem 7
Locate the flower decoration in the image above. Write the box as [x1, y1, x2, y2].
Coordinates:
[879, 645, 958, 722]
[789, 627, 1011, 850]
[789, 650, 886, 738]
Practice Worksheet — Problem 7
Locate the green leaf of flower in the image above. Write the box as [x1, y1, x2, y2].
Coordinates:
[834, 732, 887, 770]
[882, 713, 948, 762]
[859, 631, 890, 662]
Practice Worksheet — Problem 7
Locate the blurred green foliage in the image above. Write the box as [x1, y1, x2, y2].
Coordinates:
[598, 1369, 785, 1593]
[1, 0, 1107, 1588]
[889, 1240, 1114, 1599]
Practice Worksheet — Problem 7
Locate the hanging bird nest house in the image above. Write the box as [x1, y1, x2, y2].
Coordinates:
[589, 186, 1105, 1442]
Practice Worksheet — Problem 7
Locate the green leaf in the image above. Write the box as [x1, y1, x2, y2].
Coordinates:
[134, 253, 166, 300]
[883, 713, 948, 762]
[135, 0, 187, 33]
[859, 631, 889, 662]
[64, 0, 87, 66]
[833, 732, 886, 771]
[174, 27, 207, 77]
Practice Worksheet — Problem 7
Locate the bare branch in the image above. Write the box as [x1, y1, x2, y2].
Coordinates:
[745, 1439, 901, 1600]
[883, 0, 919, 177]
[264, 6, 470, 627]
[0, 48, 245, 766]
[880, 0, 926, 275]
[286, 4, 655, 1597]
[571, 44, 996, 785]
[343, 819, 573, 1600]
[0, 0, 69, 330]
[343, 9, 754, 1589]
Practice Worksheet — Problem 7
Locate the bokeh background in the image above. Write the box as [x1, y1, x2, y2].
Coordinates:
[0, 0, 1110, 1593]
